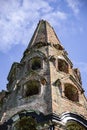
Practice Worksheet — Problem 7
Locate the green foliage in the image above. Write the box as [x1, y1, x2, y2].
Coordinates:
[66, 121, 86, 130]
[15, 116, 37, 130]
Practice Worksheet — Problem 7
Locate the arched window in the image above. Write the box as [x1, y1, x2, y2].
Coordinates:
[58, 59, 68, 73]
[64, 84, 79, 102]
[24, 80, 40, 97]
[31, 57, 42, 70]
[14, 116, 37, 130]
[66, 121, 86, 130]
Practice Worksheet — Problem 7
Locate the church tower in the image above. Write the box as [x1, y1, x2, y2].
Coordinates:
[0, 20, 87, 130]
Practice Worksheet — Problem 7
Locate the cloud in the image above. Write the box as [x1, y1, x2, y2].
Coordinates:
[0, 0, 67, 53]
[43, 11, 67, 20]
[65, 0, 80, 14]
[42, 11, 67, 27]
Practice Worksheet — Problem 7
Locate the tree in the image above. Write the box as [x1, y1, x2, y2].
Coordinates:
[15, 116, 37, 130]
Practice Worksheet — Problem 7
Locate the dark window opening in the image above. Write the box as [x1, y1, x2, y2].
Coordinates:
[24, 80, 40, 97]
[58, 59, 68, 73]
[65, 84, 79, 102]
[31, 57, 42, 70]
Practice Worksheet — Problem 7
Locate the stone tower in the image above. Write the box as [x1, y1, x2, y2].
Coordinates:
[0, 20, 87, 130]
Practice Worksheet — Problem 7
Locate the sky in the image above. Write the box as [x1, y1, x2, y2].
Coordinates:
[0, 0, 87, 96]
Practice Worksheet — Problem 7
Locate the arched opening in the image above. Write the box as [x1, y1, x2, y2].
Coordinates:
[64, 84, 79, 102]
[31, 57, 42, 70]
[58, 59, 68, 73]
[66, 121, 86, 130]
[14, 116, 37, 130]
[24, 80, 40, 97]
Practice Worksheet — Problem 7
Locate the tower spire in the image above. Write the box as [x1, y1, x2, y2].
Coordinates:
[28, 20, 62, 49]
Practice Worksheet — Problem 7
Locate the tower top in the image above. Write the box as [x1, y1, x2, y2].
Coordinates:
[28, 20, 63, 49]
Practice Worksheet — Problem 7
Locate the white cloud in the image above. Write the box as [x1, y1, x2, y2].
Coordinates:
[0, 0, 67, 53]
[42, 11, 67, 26]
[66, 0, 80, 14]
[43, 11, 67, 20]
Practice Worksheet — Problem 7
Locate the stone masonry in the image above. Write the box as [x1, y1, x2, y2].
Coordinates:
[0, 20, 87, 130]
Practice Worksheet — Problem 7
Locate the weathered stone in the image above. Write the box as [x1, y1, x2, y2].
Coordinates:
[0, 20, 87, 130]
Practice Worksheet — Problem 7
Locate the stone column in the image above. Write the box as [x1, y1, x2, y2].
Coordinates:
[61, 82, 65, 97]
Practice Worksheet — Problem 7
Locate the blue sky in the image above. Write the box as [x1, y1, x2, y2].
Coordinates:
[0, 0, 87, 96]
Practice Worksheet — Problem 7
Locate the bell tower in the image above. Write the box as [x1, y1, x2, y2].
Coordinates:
[0, 20, 87, 130]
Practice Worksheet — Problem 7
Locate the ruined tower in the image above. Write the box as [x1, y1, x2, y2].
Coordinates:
[0, 20, 87, 130]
